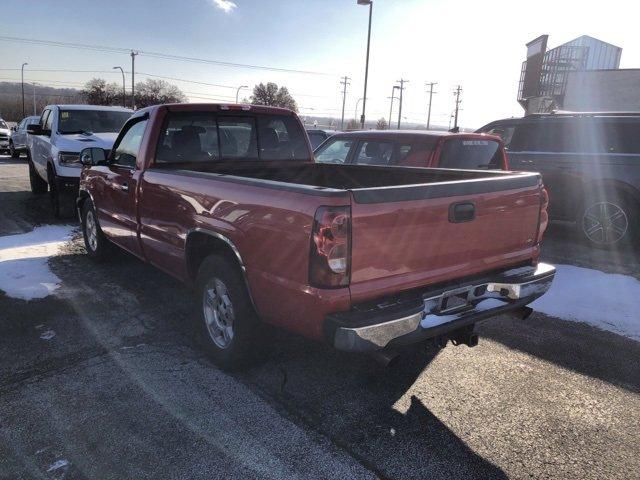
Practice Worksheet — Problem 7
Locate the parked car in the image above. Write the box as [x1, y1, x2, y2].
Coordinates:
[77, 103, 554, 369]
[306, 128, 338, 150]
[9, 115, 40, 158]
[26, 104, 132, 217]
[477, 112, 640, 248]
[0, 119, 11, 154]
[314, 130, 508, 170]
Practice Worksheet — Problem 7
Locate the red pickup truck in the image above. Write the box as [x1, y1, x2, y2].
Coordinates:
[77, 103, 554, 368]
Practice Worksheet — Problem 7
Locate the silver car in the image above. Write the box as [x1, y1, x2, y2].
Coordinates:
[9, 115, 40, 158]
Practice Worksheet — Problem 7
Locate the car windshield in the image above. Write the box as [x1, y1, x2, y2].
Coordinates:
[58, 110, 131, 134]
[0, 120, 8, 129]
[438, 138, 502, 169]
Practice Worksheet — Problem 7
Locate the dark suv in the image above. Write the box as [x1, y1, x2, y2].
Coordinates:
[478, 112, 640, 248]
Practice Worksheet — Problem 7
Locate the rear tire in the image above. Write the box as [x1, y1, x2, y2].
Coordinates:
[195, 255, 261, 370]
[28, 158, 48, 194]
[579, 193, 638, 248]
[81, 200, 111, 261]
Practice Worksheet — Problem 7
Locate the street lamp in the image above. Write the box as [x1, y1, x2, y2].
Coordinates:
[388, 85, 400, 130]
[236, 85, 248, 103]
[21, 63, 28, 118]
[357, 0, 373, 129]
[113, 66, 126, 107]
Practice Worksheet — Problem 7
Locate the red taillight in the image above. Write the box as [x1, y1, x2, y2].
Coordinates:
[309, 206, 351, 288]
[537, 186, 550, 243]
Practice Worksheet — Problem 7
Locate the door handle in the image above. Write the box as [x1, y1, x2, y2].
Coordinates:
[449, 202, 476, 223]
[120, 182, 129, 192]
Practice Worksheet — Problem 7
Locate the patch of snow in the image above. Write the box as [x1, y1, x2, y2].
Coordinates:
[531, 264, 640, 341]
[0, 225, 74, 300]
[46, 458, 69, 472]
[40, 329, 56, 341]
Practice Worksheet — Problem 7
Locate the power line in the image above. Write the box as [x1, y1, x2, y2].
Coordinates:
[0, 35, 335, 77]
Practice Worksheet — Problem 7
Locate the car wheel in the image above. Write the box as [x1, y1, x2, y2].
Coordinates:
[195, 255, 261, 370]
[9, 141, 19, 159]
[47, 166, 74, 218]
[580, 194, 637, 248]
[82, 200, 111, 261]
[28, 158, 48, 194]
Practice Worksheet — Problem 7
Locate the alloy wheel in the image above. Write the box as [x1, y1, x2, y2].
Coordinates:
[582, 201, 628, 245]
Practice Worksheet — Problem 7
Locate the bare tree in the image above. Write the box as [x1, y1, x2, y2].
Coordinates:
[250, 82, 298, 112]
[346, 118, 359, 131]
[135, 79, 187, 108]
[376, 117, 388, 130]
[82, 78, 120, 106]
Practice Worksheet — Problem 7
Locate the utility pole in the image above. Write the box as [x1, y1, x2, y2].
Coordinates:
[425, 82, 437, 129]
[21, 63, 28, 118]
[32, 82, 37, 115]
[396, 78, 408, 129]
[130, 51, 138, 110]
[452, 85, 462, 132]
[388, 85, 399, 130]
[340, 76, 351, 131]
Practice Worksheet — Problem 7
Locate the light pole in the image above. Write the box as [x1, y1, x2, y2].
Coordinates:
[354, 97, 365, 127]
[388, 85, 399, 130]
[235, 85, 248, 103]
[113, 66, 126, 107]
[32, 82, 37, 115]
[21, 63, 28, 118]
[357, 0, 373, 129]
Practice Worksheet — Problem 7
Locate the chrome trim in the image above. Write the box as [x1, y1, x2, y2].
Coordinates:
[333, 311, 423, 351]
[333, 263, 556, 352]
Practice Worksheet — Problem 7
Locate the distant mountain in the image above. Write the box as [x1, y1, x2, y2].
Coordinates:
[0, 82, 84, 121]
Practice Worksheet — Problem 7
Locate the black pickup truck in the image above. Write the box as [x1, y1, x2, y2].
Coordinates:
[478, 111, 640, 248]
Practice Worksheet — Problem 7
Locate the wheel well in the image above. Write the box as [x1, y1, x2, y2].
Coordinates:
[578, 181, 640, 219]
[77, 190, 90, 213]
[185, 231, 243, 282]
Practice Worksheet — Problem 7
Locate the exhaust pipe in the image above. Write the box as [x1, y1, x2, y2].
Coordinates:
[369, 349, 400, 368]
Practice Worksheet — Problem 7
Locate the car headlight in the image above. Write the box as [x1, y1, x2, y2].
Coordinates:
[58, 152, 81, 166]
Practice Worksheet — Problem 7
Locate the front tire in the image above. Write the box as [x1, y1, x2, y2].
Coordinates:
[195, 255, 260, 370]
[9, 141, 19, 159]
[580, 193, 638, 248]
[82, 201, 111, 261]
[28, 158, 48, 194]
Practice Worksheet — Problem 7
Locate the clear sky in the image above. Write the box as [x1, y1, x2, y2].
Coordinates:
[1, 0, 639, 128]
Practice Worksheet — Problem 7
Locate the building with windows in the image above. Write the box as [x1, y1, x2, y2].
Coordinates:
[517, 35, 640, 114]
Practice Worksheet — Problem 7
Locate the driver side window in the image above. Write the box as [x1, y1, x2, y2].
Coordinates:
[112, 119, 148, 169]
[314, 138, 353, 164]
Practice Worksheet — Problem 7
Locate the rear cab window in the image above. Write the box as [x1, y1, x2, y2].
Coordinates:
[438, 138, 503, 170]
[155, 111, 309, 164]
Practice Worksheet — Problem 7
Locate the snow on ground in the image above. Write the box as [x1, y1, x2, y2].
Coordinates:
[0, 225, 74, 300]
[531, 264, 640, 341]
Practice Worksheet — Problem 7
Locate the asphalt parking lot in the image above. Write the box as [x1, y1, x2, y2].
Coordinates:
[1, 156, 639, 480]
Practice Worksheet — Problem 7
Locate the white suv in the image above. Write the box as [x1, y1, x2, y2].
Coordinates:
[27, 104, 132, 217]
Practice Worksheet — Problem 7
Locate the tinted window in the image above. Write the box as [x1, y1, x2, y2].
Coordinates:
[583, 118, 640, 154]
[157, 114, 219, 163]
[308, 133, 326, 149]
[219, 117, 258, 160]
[112, 119, 148, 168]
[354, 141, 394, 165]
[257, 115, 310, 161]
[439, 139, 502, 169]
[315, 138, 354, 164]
[483, 124, 516, 149]
[58, 109, 131, 134]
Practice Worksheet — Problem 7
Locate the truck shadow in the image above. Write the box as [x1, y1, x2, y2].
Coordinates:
[480, 314, 640, 394]
[241, 336, 508, 479]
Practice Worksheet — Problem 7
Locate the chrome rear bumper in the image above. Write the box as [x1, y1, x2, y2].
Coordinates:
[328, 263, 555, 352]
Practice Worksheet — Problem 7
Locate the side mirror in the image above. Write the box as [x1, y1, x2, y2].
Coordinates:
[27, 124, 42, 135]
[80, 147, 108, 167]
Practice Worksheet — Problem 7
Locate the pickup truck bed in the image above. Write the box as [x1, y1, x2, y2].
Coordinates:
[78, 103, 554, 368]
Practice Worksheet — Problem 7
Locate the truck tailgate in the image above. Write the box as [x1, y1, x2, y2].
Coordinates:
[348, 175, 542, 303]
